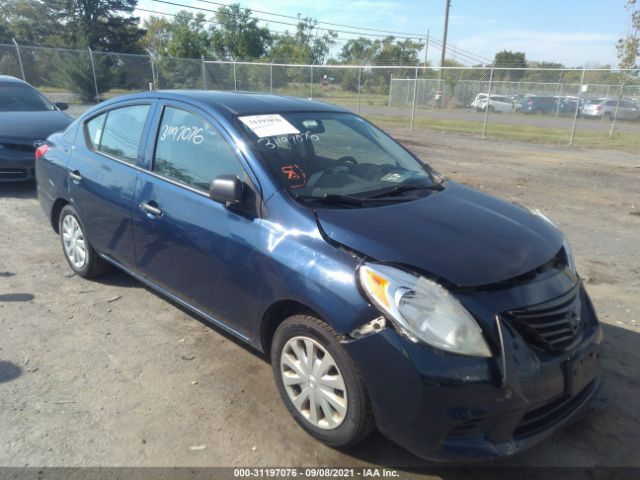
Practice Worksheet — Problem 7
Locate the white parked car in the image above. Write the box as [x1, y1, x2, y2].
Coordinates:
[475, 95, 515, 113]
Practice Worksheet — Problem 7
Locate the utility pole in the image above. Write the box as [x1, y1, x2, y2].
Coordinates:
[439, 0, 451, 69]
[423, 30, 430, 66]
[437, 0, 451, 108]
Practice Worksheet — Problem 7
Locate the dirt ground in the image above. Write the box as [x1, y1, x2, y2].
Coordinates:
[0, 131, 639, 473]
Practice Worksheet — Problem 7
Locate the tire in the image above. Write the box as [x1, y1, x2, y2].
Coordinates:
[58, 204, 109, 278]
[603, 112, 613, 121]
[271, 315, 375, 447]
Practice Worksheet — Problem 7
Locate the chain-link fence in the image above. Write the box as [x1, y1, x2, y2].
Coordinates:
[2, 41, 639, 151]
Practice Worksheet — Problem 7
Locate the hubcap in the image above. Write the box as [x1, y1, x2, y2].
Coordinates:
[280, 336, 348, 430]
[61, 214, 87, 270]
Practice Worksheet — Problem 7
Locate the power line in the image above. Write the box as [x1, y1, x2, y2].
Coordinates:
[150, 0, 425, 40]
[167, 0, 492, 63]
[138, 6, 485, 63]
[194, 0, 426, 38]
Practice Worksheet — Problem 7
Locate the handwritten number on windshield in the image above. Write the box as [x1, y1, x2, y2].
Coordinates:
[258, 131, 319, 150]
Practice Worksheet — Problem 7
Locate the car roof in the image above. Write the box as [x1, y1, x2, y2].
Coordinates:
[0, 75, 29, 86]
[98, 90, 347, 120]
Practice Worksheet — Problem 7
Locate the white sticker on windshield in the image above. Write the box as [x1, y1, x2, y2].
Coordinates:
[239, 114, 299, 138]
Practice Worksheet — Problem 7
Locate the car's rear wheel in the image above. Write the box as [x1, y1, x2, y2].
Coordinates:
[271, 315, 375, 447]
[59, 205, 109, 278]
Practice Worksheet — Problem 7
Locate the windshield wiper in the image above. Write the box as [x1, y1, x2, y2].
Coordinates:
[365, 182, 445, 199]
[296, 194, 367, 206]
[296, 193, 412, 206]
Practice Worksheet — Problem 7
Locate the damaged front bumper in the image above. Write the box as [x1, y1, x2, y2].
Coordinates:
[342, 280, 603, 462]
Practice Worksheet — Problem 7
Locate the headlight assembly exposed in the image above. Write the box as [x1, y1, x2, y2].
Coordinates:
[530, 208, 577, 274]
[358, 264, 492, 357]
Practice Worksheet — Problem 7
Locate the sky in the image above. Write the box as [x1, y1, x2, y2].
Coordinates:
[135, 0, 631, 66]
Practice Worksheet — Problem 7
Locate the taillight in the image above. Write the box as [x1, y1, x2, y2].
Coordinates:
[35, 144, 50, 160]
[527, 100, 533, 105]
[596, 105, 602, 112]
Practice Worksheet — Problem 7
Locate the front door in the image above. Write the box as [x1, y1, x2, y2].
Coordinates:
[131, 104, 261, 336]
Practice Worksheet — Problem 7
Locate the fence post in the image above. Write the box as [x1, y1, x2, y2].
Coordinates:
[233, 61, 237, 91]
[482, 63, 495, 139]
[357, 66, 362, 114]
[410, 65, 419, 131]
[87, 47, 99, 103]
[609, 83, 625, 138]
[270, 63, 273, 94]
[145, 49, 156, 89]
[201, 55, 206, 89]
[310, 64, 314, 99]
[555, 78, 564, 118]
[569, 68, 586, 146]
[12, 38, 26, 81]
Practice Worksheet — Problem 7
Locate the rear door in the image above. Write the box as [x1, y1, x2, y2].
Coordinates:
[67, 101, 155, 268]
[131, 102, 262, 336]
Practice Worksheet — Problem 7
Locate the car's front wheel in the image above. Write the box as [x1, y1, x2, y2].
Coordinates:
[59, 204, 109, 278]
[271, 315, 375, 447]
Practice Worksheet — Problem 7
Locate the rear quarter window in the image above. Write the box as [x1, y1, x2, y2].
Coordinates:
[84, 105, 150, 164]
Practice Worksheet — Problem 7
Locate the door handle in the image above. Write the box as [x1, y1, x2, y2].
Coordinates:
[68, 170, 82, 182]
[140, 201, 163, 217]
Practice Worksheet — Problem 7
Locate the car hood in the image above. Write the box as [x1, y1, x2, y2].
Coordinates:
[315, 181, 564, 288]
[0, 111, 72, 140]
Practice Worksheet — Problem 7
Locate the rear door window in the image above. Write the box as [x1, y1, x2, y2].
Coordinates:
[152, 106, 245, 191]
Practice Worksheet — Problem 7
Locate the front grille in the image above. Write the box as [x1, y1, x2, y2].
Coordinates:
[447, 418, 485, 439]
[0, 142, 35, 153]
[504, 287, 583, 352]
[514, 380, 596, 439]
[0, 168, 29, 180]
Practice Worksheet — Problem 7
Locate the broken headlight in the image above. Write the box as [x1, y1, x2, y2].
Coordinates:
[358, 264, 492, 357]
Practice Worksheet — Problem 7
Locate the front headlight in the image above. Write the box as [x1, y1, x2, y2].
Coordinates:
[358, 264, 492, 357]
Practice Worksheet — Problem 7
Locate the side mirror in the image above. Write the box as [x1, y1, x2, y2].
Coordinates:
[55, 102, 69, 111]
[209, 174, 243, 206]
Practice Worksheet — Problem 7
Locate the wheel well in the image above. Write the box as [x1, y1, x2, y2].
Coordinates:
[51, 199, 69, 234]
[260, 300, 321, 358]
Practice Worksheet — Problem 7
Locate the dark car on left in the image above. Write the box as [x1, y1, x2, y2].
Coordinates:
[0, 75, 72, 182]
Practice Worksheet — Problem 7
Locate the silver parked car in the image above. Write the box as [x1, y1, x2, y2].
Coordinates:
[581, 98, 640, 121]
[475, 95, 515, 113]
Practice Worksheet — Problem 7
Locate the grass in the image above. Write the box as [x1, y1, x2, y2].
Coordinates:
[362, 114, 640, 152]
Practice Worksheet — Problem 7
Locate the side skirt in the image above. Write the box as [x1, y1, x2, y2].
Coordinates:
[98, 253, 252, 344]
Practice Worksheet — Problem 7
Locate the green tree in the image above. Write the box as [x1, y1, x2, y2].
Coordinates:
[339, 36, 421, 65]
[54, 0, 145, 52]
[271, 18, 337, 64]
[211, 4, 271, 60]
[493, 50, 527, 80]
[0, 0, 59, 45]
[166, 11, 210, 58]
[617, 0, 639, 70]
[141, 15, 173, 56]
[339, 38, 376, 63]
[55, 53, 114, 102]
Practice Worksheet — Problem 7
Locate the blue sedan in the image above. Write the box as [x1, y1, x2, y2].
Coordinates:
[36, 91, 603, 461]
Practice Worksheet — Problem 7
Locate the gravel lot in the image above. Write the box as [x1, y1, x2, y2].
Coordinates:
[1, 131, 639, 472]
